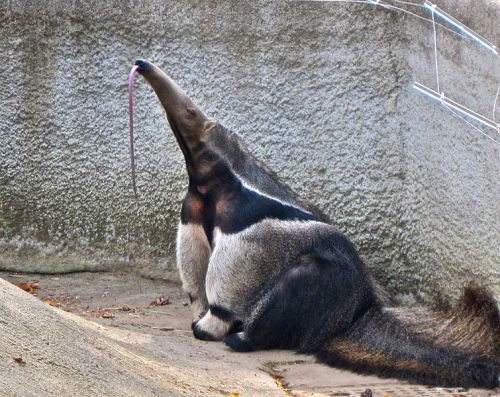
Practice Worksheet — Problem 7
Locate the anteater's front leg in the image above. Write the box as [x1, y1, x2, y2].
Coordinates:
[176, 223, 211, 324]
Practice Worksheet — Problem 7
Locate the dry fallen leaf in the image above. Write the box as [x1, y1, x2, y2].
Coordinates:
[228, 393, 239, 397]
[14, 282, 39, 293]
[44, 300, 61, 307]
[149, 296, 170, 308]
[13, 357, 26, 365]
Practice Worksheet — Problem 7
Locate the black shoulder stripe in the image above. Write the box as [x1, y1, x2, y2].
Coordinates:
[215, 184, 317, 234]
[210, 304, 234, 321]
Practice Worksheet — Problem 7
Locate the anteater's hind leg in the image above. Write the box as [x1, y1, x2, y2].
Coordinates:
[224, 236, 375, 353]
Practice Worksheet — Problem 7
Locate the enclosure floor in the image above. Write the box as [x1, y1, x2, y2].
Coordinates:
[2, 271, 498, 397]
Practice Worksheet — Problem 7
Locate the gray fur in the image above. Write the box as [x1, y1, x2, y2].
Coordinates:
[205, 220, 336, 315]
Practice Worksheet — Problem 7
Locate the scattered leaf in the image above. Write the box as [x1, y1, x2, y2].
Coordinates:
[13, 357, 26, 365]
[228, 393, 239, 397]
[44, 300, 61, 307]
[262, 366, 289, 391]
[14, 282, 39, 293]
[149, 296, 170, 308]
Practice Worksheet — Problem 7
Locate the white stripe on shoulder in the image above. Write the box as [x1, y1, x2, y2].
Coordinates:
[233, 171, 312, 215]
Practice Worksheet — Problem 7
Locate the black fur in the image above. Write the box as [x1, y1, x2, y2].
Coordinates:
[227, 320, 244, 335]
[224, 332, 255, 352]
[180, 151, 317, 239]
[229, 233, 377, 352]
[192, 326, 218, 341]
[209, 304, 234, 321]
[215, 186, 317, 234]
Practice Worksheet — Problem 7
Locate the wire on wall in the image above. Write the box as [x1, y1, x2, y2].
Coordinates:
[423, 1, 498, 56]
[297, 0, 500, 145]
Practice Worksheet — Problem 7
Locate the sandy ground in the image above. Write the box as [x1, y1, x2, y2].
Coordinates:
[1, 271, 498, 397]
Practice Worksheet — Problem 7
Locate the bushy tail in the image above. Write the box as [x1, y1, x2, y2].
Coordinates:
[316, 287, 499, 388]
[389, 286, 499, 359]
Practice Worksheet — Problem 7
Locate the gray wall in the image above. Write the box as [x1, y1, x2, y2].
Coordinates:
[0, 0, 498, 303]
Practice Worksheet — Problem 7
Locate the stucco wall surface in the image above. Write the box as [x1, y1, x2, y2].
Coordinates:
[0, 0, 498, 303]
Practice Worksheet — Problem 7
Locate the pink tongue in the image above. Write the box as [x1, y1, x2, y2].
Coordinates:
[128, 65, 140, 198]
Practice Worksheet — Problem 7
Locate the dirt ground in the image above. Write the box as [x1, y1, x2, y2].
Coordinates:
[2, 271, 498, 397]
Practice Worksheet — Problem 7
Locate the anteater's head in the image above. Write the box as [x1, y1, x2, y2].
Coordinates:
[135, 59, 217, 171]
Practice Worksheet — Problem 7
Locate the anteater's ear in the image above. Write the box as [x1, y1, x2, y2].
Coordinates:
[203, 120, 217, 134]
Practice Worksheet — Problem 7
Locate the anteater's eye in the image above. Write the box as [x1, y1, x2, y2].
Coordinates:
[186, 107, 196, 119]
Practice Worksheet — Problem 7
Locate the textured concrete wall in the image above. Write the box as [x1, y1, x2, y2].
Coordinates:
[0, 0, 498, 303]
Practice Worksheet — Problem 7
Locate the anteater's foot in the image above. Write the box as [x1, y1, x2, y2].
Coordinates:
[224, 331, 255, 352]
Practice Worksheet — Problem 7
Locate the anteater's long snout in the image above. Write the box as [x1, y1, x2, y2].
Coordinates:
[135, 59, 204, 119]
[135, 59, 212, 164]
